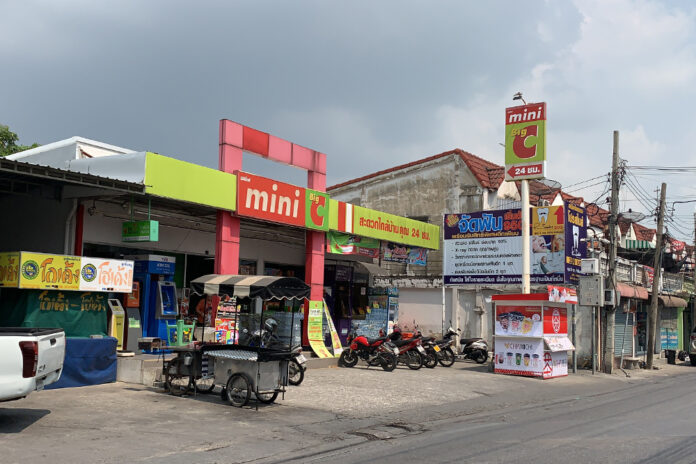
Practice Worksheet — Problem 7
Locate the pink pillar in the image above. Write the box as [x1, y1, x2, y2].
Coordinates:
[306, 169, 327, 300]
[215, 120, 243, 274]
[303, 170, 327, 345]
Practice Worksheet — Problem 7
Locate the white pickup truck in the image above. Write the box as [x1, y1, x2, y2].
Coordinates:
[0, 328, 65, 402]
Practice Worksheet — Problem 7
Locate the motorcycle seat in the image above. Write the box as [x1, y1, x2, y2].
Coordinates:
[367, 336, 387, 345]
[392, 339, 411, 347]
[420, 336, 435, 343]
[461, 337, 483, 345]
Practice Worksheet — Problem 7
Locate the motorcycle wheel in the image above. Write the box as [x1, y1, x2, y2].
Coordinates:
[380, 352, 397, 372]
[288, 360, 305, 386]
[438, 347, 456, 367]
[406, 350, 423, 370]
[423, 351, 438, 369]
[474, 350, 489, 364]
[339, 350, 358, 368]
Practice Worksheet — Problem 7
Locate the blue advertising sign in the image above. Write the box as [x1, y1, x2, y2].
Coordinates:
[564, 202, 587, 284]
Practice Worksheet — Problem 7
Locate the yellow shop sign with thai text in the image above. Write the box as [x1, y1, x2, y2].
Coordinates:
[352, 206, 440, 250]
[0, 252, 20, 287]
[19, 252, 82, 291]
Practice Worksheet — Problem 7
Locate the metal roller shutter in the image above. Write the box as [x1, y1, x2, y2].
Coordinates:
[614, 312, 634, 356]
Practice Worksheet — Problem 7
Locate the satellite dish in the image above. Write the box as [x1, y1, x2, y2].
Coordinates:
[619, 210, 646, 222]
[529, 178, 562, 200]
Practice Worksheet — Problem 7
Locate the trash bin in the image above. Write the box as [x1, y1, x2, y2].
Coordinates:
[666, 350, 676, 365]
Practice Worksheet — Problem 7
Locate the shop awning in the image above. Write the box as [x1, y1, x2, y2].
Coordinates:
[658, 295, 688, 308]
[624, 240, 654, 249]
[190, 275, 310, 300]
[616, 283, 649, 300]
[354, 261, 388, 275]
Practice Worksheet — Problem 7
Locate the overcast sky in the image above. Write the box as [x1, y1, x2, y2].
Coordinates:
[2, 0, 696, 241]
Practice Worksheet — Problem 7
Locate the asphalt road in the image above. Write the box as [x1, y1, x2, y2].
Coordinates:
[273, 370, 696, 464]
[1, 360, 694, 464]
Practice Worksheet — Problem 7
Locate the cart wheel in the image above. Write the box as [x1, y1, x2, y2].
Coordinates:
[166, 359, 192, 396]
[225, 373, 251, 407]
[194, 377, 216, 394]
[256, 391, 279, 404]
[288, 360, 305, 386]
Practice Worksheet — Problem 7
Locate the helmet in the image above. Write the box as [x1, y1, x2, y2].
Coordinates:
[264, 318, 278, 334]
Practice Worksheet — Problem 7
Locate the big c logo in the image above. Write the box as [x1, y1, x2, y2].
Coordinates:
[305, 190, 329, 231]
[505, 102, 546, 165]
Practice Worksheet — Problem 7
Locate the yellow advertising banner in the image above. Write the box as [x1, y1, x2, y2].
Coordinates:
[0, 252, 20, 287]
[323, 300, 343, 357]
[307, 300, 333, 358]
[531, 205, 565, 236]
[352, 206, 440, 250]
[19, 252, 82, 291]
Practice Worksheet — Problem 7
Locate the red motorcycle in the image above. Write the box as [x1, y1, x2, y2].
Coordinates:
[339, 331, 398, 372]
[388, 328, 427, 370]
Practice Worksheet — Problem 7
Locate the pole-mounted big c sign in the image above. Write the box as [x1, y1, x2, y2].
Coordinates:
[504, 102, 547, 181]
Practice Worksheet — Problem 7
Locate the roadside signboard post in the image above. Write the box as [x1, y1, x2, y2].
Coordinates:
[504, 101, 548, 294]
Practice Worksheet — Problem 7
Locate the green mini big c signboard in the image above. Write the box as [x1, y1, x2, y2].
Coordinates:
[504, 102, 547, 181]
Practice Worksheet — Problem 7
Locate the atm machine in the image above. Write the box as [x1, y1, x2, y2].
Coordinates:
[128, 255, 178, 343]
[122, 281, 142, 352]
[107, 299, 126, 351]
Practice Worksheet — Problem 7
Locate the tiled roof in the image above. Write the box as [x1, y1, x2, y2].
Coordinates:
[328, 148, 505, 191]
[327, 148, 659, 240]
[634, 223, 655, 241]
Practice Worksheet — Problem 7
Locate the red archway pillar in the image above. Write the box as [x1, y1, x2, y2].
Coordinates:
[215, 120, 242, 274]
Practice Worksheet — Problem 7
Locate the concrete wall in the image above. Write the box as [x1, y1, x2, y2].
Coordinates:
[0, 188, 73, 254]
[397, 287, 448, 337]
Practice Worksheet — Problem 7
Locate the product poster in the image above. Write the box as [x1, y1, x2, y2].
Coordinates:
[0, 252, 20, 287]
[78, 257, 134, 293]
[19, 252, 81, 291]
[494, 337, 544, 377]
[323, 300, 343, 356]
[327, 231, 380, 258]
[564, 202, 587, 284]
[307, 300, 332, 358]
[495, 305, 542, 337]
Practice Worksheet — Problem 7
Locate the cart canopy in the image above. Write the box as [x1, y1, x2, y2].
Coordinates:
[190, 274, 310, 301]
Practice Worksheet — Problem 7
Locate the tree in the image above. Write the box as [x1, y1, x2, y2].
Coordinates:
[0, 125, 39, 157]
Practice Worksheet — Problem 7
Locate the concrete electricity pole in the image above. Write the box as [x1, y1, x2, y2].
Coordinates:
[647, 183, 667, 370]
[604, 131, 620, 374]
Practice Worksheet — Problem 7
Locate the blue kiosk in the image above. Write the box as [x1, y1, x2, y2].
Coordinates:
[129, 255, 178, 342]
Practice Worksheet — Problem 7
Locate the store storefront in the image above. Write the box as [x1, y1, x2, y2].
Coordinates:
[2, 122, 440, 357]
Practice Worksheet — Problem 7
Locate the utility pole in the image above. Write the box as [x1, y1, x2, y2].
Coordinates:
[604, 131, 620, 374]
[647, 183, 667, 369]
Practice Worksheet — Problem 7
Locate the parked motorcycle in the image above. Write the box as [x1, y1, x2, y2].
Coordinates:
[388, 327, 428, 370]
[339, 331, 398, 371]
[288, 345, 306, 386]
[419, 328, 458, 368]
[459, 336, 489, 364]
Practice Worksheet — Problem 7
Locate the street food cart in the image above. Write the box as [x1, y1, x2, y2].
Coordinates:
[163, 274, 309, 407]
[492, 286, 576, 379]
